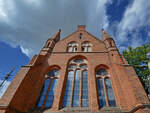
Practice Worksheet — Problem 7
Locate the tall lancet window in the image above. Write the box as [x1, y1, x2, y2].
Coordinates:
[96, 68, 116, 108]
[37, 69, 59, 108]
[63, 58, 89, 107]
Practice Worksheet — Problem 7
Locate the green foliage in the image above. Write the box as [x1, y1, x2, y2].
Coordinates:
[123, 43, 150, 94]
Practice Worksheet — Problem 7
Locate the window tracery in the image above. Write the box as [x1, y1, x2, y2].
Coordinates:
[96, 68, 116, 107]
[63, 58, 89, 107]
[37, 69, 59, 108]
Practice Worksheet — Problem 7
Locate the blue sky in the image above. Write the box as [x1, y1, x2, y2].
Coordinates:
[0, 0, 150, 96]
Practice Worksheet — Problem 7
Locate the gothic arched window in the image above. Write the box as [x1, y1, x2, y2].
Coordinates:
[81, 42, 92, 52]
[96, 68, 116, 107]
[67, 42, 78, 52]
[37, 69, 59, 108]
[63, 58, 89, 107]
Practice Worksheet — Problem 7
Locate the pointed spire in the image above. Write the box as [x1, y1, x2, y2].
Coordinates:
[47, 29, 61, 42]
[102, 29, 111, 41]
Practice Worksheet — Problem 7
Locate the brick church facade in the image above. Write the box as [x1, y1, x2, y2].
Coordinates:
[0, 25, 150, 113]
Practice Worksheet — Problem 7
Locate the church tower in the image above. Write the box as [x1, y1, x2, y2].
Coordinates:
[0, 25, 149, 113]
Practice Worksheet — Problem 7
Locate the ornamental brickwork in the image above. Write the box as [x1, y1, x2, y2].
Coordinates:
[0, 25, 150, 113]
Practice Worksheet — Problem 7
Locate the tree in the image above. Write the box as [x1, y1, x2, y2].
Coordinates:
[123, 43, 150, 94]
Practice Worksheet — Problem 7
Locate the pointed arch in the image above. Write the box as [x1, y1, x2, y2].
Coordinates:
[95, 64, 110, 75]
[63, 55, 89, 107]
[36, 65, 61, 108]
[95, 64, 116, 108]
[67, 55, 88, 64]
[44, 65, 61, 75]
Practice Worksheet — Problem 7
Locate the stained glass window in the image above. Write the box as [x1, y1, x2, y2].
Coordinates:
[81, 70, 89, 107]
[68, 65, 77, 70]
[45, 79, 58, 107]
[72, 70, 81, 107]
[96, 68, 116, 108]
[63, 71, 74, 107]
[63, 58, 89, 107]
[105, 78, 116, 107]
[36, 69, 59, 108]
[96, 69, 107, 76]
[37, 79, 51, 107]
[80, 64, 88, 69]
[47, 69, 59, 77]
[97, 78, 106, 107]
[74, 59, 83, 63]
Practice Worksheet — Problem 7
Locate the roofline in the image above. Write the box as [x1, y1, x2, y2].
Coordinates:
[60, 30, 104, 44]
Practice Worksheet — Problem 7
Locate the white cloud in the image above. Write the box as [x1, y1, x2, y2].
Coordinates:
[115, 0, 150, 48]
[119, 0, 150, 30]
[0, 0, 112, 58]
[86, 0, 112, 37]
[0, 0, 149, 57]
[20, 46, 33, 57]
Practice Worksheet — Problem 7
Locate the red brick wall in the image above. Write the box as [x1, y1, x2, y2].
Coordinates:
[0, 26, 149, 113]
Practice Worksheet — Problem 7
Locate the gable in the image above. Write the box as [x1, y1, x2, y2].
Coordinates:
[53, 30, 107, 52]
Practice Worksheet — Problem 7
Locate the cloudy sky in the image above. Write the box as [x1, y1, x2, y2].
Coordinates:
[0, 0, 150, 96]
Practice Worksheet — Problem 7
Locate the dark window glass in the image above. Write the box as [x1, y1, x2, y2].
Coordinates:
[36, 69, 59, 108]
[109, 42, 112, 47]
[72, 70, 80, 107]
[45, 79, 58, 107]
[82, 47, 85, 52]
[79, 33, 82, 39]
[47, 69, 59, 77]
[37, 79, 51, 107]
[97, 78, 106, 107]
[74, 59, 83, 63]
[63, 59, 89, 108]
[68, 65, 77, 70]
[63, 71, 74, 107]
[96, 69, 107, 76]
[81, 70, 89, 107]
[80, 64, 88, 69]
[105, 78, 116, 107]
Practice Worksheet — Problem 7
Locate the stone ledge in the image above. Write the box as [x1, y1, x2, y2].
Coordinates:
[28, 107, 123, 113]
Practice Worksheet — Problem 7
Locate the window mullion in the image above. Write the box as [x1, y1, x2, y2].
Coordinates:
[42, 78, 53, 108]
[70, 70, 76, 107]
[80, 69, 82, 107]
[102, 78, 109, 107]
[72, 46, 74, 52]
